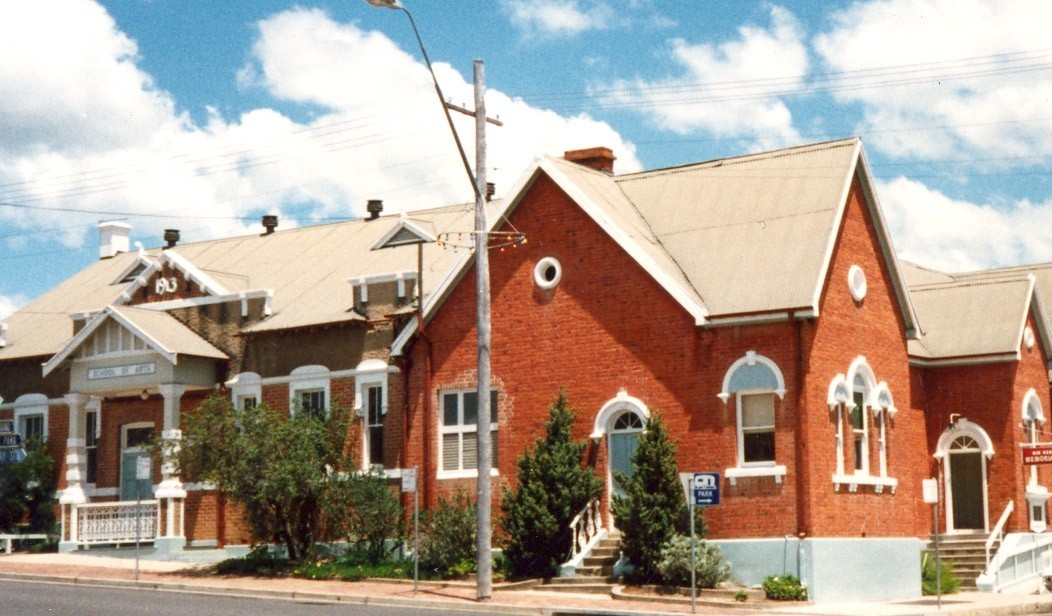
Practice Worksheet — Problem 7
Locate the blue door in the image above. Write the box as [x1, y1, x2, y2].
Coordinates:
[609, 411, 644, 498]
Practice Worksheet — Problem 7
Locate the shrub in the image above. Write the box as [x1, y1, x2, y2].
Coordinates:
[655, 534, 730, 588]
[763, 574, 808, 601]
[328, 466, 403, 564]
[921, 551, 960, 595]
[610, 411, 687, 582]
[734, 590, 749, 602]
[501, 389, 602, 579]
[0, 444, 57, 535]
[420, 491, 476, 578]
[214, 546, 290, 577]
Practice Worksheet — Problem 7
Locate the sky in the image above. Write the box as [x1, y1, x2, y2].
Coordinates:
[4, 0, 1052, 319]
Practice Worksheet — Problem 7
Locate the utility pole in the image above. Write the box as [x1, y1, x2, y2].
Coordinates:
[472, 58, 492, 602]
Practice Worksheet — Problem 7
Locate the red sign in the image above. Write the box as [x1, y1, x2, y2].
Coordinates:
[1022, 446, 1052, 465]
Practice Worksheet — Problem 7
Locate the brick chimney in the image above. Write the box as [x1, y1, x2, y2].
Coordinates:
[97, 221, 131, 259]
[564, 147, 616, 174]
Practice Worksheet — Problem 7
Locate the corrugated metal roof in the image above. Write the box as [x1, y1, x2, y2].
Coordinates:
[110, 305, 227, 360]
[614, 138, 860, 315]
[907, 275, 1031, 359]
[0, 204, 478, 361]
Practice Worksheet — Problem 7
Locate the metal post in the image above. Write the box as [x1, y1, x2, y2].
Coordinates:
[690, 499, 696, 614]
[414, 468, 420, 597]
[135, 479, 141, 582]
[473, 58, 492, 603]
[934, 501, 941, 609]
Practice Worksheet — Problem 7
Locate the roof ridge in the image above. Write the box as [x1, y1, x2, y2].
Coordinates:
[910, 275, 1032, 292]
[615, 137, 860, 182]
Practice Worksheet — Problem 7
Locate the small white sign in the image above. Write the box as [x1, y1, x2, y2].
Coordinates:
[136, 456, 151, 481]
[922, 478, 939, 504]
[401, 468, 417, 493]
[88, 362, 156, 381]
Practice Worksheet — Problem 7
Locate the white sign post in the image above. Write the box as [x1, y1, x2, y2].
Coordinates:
[679, 473, 721, 614]
[922, 478, 941, 609]
[402, 467, 419, 596]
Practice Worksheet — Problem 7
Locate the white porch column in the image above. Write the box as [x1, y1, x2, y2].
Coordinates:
[155, 383, 186, 554]
[59, 393, 88, 553]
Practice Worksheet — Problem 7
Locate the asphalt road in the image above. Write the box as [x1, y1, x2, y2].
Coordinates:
[0, 579, 499, 616]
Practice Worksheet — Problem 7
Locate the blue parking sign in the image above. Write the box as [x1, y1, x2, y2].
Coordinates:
[692, 472, 720, 506]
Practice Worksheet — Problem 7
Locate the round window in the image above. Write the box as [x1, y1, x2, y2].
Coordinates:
[534, 257, 562, 289]
[848, 265, 867, 302]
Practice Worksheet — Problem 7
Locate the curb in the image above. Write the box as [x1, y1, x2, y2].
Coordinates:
[0, 572, 543, 615]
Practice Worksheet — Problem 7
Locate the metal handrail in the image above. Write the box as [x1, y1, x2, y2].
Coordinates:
[986, 499, 1014, 569]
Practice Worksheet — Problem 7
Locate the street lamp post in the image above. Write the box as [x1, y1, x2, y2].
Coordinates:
[365, 0, 494, 601]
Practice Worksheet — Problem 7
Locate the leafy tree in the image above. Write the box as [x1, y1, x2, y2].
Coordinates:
[0, 445, 56, 534]
[500, 389, 603, 578]
[610, 411, 688, 582]
[174, 394, 364, 561]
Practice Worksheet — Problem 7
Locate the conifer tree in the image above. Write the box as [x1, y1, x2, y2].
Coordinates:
[611, 411, 687, 581]
[501, 389, 603, 579]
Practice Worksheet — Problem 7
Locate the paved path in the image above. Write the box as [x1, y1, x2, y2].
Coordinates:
[3, 552, 1052, 615]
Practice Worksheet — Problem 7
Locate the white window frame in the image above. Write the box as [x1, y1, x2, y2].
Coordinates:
[438, 388, 499, 480]
[354, 359, 389, 471]
[831, 357, 898, 493]
[85, 397, 101, 487]
[13, 393, 48, 445]
[363, 385, 384, 469]
[717, 352, 787, 485]
[227, 372, 262, 410]
[1023, 389, 1049, 531]
[288, 365, 330, 418]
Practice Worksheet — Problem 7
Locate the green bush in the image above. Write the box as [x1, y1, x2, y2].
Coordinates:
[734, 590, 749, 602]
[0, 444, 57, 534]
[501, 389, 602, 579]
[420, 491, 477, 578]
[921, 552, 960, 595]
[214, 546, 290, 576]
[763, 574, 808, 601]
[611, 411, 688, 582]
[328, 466, 403, 564]
[655, 534, 730, 588]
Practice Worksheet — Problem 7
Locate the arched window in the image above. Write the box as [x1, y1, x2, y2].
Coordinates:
[831, 357, 898, 493]
[718, 351, 787, 485]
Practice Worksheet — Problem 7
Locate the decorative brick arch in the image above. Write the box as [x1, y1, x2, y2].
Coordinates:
[590, 389, 649, 440]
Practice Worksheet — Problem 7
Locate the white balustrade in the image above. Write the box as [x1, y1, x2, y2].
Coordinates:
[568, 499, 602, 561]
[76, 500, 159, 545]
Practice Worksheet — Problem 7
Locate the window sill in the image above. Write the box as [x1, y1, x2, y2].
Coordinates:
[725, 465, 786, 485]
[438, 468, 500, 480]
[832, 473, 897, 493]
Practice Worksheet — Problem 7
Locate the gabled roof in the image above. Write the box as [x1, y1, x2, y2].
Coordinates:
[1, 205, 478, 362]
[42, 305, 227, 376]
[393, 138, 921, 354]
[903, 263, 1052, 366]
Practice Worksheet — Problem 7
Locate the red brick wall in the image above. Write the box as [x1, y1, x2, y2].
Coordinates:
[404, 172, 806, 539]
[921, 309, 1052, 534]
[799, 175, 928, 538]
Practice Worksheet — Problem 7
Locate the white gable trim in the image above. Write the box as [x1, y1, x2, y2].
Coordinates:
[809, 141, 922, 339]
[114, 250, 230, 306]
[42, 306, 179, 377]
[539, 159, 709, 325]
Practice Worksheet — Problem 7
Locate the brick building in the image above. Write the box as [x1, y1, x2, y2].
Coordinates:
[2, 138, 1051, 602]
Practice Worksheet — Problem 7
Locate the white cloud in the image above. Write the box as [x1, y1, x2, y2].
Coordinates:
[598, 6, 807, 148]
[0, 2, 640, 271]
[500, 0, 613, 38]
[0, 294, 26, 320]
[879, 176, 1052, 272]
[815, 0, 1052, 160]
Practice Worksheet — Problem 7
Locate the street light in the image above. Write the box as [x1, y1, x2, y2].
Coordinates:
[365, 1, 494, 602]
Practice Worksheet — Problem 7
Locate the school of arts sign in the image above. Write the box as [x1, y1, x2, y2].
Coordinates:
[87, 362, 157, 381]
[1022, 445, 1052, 465]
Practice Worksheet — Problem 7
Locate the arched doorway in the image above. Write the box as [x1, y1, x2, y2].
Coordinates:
[590, 389, 650, 528]
[935, 419, 993, 533]
[609, 411, 644, 498]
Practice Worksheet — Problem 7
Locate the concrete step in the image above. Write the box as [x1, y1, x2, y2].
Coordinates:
[575, 565, 615, 577]
[582, 555, 618, 567]
[541, 583, 615, 594]
[588, 546, 619, 558]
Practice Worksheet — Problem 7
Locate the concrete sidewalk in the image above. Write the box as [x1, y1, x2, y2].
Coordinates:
[2, 551, 1052, 616]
